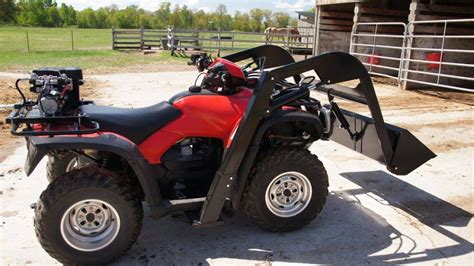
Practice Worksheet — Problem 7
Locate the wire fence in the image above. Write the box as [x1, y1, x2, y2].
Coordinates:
[0, 27, 112, 52]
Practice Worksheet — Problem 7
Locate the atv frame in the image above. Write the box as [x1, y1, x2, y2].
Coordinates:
[12, 45, 435, 228]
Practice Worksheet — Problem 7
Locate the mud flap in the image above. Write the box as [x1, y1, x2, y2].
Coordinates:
[330, 109, 436, 175]
[24, 137, 47, 176]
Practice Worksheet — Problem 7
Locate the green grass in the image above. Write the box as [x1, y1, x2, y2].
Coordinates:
[0, 27, 284, 53]
[0, 27, 111, 52]
[0, 50, 187, 72]
[0, 27, 189, 72]
[0, 27, 305, 72]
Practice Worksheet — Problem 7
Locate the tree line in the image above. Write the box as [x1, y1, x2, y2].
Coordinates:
[0, 0, 299, 32]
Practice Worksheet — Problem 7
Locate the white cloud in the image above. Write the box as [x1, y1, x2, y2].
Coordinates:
[199, 6, 211, 12]
[273, 0, 313, 10]
[185, 0, 199, 6]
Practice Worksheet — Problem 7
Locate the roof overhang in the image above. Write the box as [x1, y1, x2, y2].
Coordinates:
[316, 0, 367, 6]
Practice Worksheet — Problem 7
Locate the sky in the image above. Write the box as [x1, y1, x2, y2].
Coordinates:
[55, 0, 314, 15]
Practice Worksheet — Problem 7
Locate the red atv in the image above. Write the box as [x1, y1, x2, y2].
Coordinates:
[7, 45, 434, 264]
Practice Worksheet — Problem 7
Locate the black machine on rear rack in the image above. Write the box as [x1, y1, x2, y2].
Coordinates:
[6, 67, 99, 136]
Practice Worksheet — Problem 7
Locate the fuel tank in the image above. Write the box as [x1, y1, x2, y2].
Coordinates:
[138, 88, 252, 164]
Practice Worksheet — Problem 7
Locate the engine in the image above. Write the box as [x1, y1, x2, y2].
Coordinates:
[161, 138, 223, 197]
[29, 68, 83, 116]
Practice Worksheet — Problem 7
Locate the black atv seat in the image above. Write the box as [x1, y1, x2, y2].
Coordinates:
[81, 102, 181, 144]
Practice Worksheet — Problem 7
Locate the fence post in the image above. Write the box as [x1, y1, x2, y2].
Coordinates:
[26, 29, 30, 52]
[312, 4, 321, 55]
[71, 29, 74, 50]
[167, 26, 175, 54]
[195, 29, 200, 47]
[217, 27, 221, 57]
[140, 26, 144, 50]
[112, 27, 115, 50]
[287, 27, 290, 48]
[436, 21, 448, 85]
[232, 31, 234, 50]
[400, 1, 419, 90]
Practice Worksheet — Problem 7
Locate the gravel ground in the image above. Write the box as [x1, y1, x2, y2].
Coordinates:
[0, 71, 472, 265]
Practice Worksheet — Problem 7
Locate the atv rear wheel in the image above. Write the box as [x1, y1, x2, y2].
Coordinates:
[243, 148, 328, 232]
[46, 153, 78, 182]
[34, 167, 143, 264]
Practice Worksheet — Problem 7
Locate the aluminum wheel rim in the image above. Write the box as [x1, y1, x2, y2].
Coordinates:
[60, 199, 120, 252]
[265, 171, 312, 218]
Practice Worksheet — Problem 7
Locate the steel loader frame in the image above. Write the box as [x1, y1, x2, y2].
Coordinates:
[196, 45, 435, 226]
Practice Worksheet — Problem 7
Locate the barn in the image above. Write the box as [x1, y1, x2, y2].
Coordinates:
[301, 0, 473, 91]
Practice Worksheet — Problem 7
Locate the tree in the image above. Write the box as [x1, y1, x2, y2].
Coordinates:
[59, 3, 76, 26]
[6, 0, 298, 31]
[106, 5, 118, 27]
[180, 5, 193, 29]
[216, 4, 226, 29]
[152, 2, 170, 29]
[139, 12, 152, 29]
[289, 18, 298, 28]
[249, 8, 264, 32]
[232, 11, 246, 31]
[115, 5, 139, 28]
[273, 12, 290, 28]
[17, 0, 48, 26]
[95, 8, 109, 28]
[192, 9, 209, 30]
[77, 8, 97, 28]
[0, 0, 18, 24]
[169, 4, 182, 28]
[262, 9, 272, 29]
[47, 4, 61, 27]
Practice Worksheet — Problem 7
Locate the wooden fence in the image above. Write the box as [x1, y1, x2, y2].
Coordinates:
[112, 27, 315, 56]
[112, 27, 167, 50]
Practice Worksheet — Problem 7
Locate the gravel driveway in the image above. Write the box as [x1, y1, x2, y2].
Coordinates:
[0, 71, 472, 265]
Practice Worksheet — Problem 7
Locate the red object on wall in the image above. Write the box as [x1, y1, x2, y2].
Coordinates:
[368, 53, 381, 65]
[426, 52, 441, 70]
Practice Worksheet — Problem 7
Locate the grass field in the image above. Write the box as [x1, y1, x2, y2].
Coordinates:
[0, 27, 310, 72]
[0, 50, 188, 72]
[0, 27, 190, 72]
[0, 27, 111, 52]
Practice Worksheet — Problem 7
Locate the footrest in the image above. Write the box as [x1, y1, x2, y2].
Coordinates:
[192, 219, 224, 228]
[150, 197, 205, 219]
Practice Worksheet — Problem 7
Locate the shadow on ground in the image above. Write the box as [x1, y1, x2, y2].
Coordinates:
[340, 170, 473, 263]
[114, 170, 472, 265]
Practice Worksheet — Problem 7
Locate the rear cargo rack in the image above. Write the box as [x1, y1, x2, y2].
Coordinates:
[6, 102, 99, 137]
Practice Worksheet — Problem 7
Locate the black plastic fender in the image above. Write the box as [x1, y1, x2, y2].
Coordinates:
[228, 109, 324, 210]
[25, 134, 161, 207]
[251, 109, 324, 145]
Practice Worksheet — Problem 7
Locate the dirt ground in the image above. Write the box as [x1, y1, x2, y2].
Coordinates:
[0, 71, 473, 264]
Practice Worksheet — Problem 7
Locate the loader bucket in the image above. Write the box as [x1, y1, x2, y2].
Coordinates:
[292, 51, 436, 175]
[329, 109, 436, 175]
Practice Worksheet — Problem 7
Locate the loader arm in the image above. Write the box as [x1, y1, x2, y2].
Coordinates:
[252, 50, 435, 175]
[197, 46, 435, 226]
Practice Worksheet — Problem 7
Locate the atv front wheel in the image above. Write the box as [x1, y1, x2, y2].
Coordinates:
[35, 167, 143, 264]
[243, 148, 328, 232]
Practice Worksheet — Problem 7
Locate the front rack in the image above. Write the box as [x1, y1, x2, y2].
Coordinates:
[6, 101, 100, 137]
